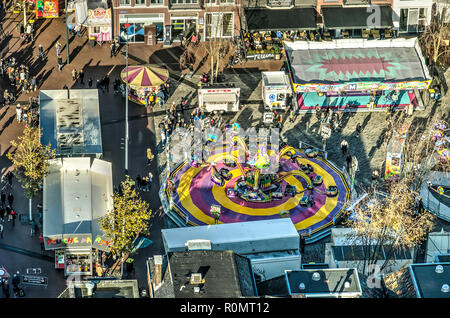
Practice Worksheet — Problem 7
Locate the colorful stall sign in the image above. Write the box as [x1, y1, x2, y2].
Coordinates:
[62, 234, 93, 247]
[92, 235, 112, 252]
[36, 0, 59, 18]
[87, 7, 111, 26]
[294, 80, 432, 93]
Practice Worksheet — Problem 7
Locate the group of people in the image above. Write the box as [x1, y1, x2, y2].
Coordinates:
[159, 100, 191, 149]
[144, 82, 172, 109]
[0, 57, 37, 105]
[1, 272, 24, 298]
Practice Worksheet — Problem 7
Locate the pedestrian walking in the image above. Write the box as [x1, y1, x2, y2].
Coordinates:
[1, 277, 10, 298]
[6, 206, 11, 221]
[0, 223, 3, 239]
[148, 172, 153, 189]
[79, 69, 84, 85]
[0, 207, 5, 222]
[355, 123, 362, 137]
[7, 193, 13, 207]
[340, 139, 348, 155]
[88, 77, 93, 88]
[136, 175, 142, 191]
[7, 171, 12, 186]
[1, 191, 5, 207]
[11, 209, 16, 227]
[189, 63, 194, 78]
[147, 148, 154, 166]
[346, 154, 352, 171]
[56, 41, 61, 57]
[104, 75, 110, 92]
[37, 44, 44, 60]
[110, 42, 115, 58]
[72, 69, 77, 81]
[16, 104, 22, 122]
[39, 233, 45, 252]
[30, 219, 35, 236]
[57, 56, 63, 72]
[31, 76, 37, 92]
[160, 129, 166, 148]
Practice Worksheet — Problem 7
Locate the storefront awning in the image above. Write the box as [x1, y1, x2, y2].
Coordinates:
[203, 93, 236, 103]
[245, 8, 317, 32]
[322, 6, 393, 30]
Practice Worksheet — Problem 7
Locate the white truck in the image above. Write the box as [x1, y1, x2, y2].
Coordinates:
[262, 71, 292, 110]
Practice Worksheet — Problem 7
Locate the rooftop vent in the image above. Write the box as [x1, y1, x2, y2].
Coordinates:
[298, 283, 305, 290]
[436, 265, 444, 274]
[194, 286, 201, 293]
[190, 273, 203, 285]
[344, 281, 351, 289]
[441, 284, 449, 293]
[312, 272, 321, 282]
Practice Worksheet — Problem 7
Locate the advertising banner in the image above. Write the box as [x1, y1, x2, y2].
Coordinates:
[62, 234, 93, 248]
[294, 80, 431, 93]
[36, 0, 59, 18]
[87, 7, 111, 26]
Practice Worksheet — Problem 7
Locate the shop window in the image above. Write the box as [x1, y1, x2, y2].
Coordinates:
[399, 8, 408, 32]
[222, 13, 232, 37]
[220, 0, 234, 4]
[205, 12, 233, 38]
[135, 0, 146, 5]
[119, 0, 131, 6]
[149, 0, 163, 3]
[120, 23, 145, 42]
[204, 0, 216, 4]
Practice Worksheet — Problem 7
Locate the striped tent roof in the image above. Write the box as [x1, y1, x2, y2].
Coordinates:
[121, 65, 169, 88]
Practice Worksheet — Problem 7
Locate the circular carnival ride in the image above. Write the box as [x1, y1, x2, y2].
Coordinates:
[166, 132, 351, 235]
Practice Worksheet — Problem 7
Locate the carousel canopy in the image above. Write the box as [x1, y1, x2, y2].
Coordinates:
[121, 65, 169, 88]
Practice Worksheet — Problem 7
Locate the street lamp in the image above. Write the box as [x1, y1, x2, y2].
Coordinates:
[124, 30, 129, 175]
[65, 0, 70, 64]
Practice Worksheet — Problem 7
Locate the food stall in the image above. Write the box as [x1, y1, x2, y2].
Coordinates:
[262, 71, 292, 110]
[198, 86, 240, 112]
[85, 4, 112, 44]
[385, 126, 408, 181]
[43, 158, 113, 277]
[121, 65, 169, 105]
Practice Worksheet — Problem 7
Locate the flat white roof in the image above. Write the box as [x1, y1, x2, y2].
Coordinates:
[262, 71, 290, 87]
[162, 219, 299, 254]
[43, 157, 113, 238]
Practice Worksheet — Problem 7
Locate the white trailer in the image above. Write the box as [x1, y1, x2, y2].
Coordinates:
[262, 71, 292, 110]
[198, 87, 240, 112]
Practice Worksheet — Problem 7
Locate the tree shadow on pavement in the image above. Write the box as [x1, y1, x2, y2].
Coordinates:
[44, 35, 61, 55]
[1, 115, 15, 132]
[38, 68, 54, 89]
[69, 38, 88, 63]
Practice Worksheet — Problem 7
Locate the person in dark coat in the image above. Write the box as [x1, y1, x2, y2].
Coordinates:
[0, 206, 5, 222]
[88, 77, 93, 88]
[1, 191, 5, 207]
[104, 75, 110, 92]
[7, 171, 12, 186]
[346, 154, 352, 171]
[7, 193, 13, 207]
[79, 69, 84, 85]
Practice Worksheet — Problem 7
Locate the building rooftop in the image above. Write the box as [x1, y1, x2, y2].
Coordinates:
[410, 263, 450, 298]
[426, 230, 450, 263]
[40, 89, 102, 156]
[59, 280, 139, 298]
[163, 250, 257, 298]
[257, 268, 362, 297]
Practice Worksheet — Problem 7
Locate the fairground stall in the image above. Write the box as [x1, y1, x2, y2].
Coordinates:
[384, 125, 408, 181]
[242, 7, 317, 61]
[85, 1, 112, 45]
[284, 38, 431, 112]
[43, 158, 112, 276]
[121, 65, 169, 105]
[198, 85, 240, 112]
[262, 71, 292, 110]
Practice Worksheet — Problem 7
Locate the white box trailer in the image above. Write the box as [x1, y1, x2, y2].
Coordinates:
[198, 87, 240, 112]
[262, 71, 292, 110]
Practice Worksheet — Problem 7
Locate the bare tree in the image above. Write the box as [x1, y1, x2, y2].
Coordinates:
[204, 2, 233, 84]
[420, 3, 450, 67]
